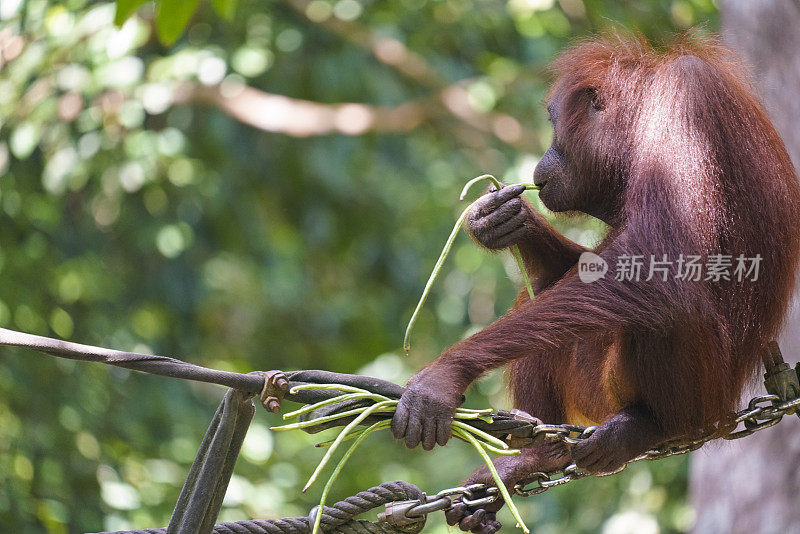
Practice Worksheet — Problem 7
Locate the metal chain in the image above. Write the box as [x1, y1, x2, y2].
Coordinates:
[378, 484, 500, 527]
[512, 392, 800, 497]
[378, 390, 800, 526]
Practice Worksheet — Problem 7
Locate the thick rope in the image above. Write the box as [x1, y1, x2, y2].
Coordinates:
[96, 481, 426, 534]
[0, 328, 406, 407]
[0, 327, 265, 393]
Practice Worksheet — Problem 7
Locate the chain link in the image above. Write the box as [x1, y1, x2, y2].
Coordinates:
[514, 391, 798, 496]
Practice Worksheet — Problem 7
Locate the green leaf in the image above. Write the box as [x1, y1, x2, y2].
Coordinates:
[114, 0, 150, 26]
[155, 0, 201, 46]
[211, 0, 237, 21]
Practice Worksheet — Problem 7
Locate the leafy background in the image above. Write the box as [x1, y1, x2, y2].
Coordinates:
[0, 0, 716, 532]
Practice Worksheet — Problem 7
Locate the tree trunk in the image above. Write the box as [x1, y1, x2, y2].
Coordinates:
[689, 2, 800, 533]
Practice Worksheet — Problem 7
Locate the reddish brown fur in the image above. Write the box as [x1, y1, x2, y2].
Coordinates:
[433, 33, 800, 439]
[395, 36, 800, 530]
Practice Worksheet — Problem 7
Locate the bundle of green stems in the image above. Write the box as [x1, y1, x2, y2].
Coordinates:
[271, 383, 530, 534]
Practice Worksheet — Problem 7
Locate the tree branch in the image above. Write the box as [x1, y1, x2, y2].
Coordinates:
[175, 82, 432, 136]
[175, 81, 534, 150]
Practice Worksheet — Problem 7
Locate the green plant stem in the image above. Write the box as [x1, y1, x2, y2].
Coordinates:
[453, 412, 494, 422]
[403, 175, 539, 353]
[302, 400, 398, 492]
[403, 196, 481, 353]
[315, 420, 392, 448]
[451, 432, 520, 456]
[459, 174, 504, 201]
[283, 392, 391, 419]
[271, 405, 396, 431]
[454, 428, 530, 534]
[311, 419, 388, 534]
[289, 383, 373, 395]
[459, 174, 536, 300]
[451, 420, 510, 450]
[456, 408, 494, 415]
[512, 245, 535, 300]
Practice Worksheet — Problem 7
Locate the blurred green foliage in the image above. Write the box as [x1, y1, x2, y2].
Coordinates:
[0, 0, 717, 532]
